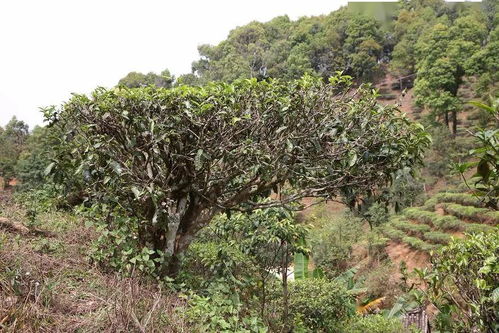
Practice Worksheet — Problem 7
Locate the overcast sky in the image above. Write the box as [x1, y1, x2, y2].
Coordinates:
[0, 0, 363, 128]
[0, 0, 482, 128]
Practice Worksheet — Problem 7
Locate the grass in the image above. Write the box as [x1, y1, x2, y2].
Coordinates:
[0, 195, 189, 332]
[402, 208, 462, 231]
[440, 203, 499, 225]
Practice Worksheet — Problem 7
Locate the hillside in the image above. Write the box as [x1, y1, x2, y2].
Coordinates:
[381, 191, 498, 270]
[1, 0, 498, 331]
[0, 191, 189, 332]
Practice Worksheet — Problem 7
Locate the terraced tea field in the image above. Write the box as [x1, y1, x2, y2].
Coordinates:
[379, 192, 498, 256]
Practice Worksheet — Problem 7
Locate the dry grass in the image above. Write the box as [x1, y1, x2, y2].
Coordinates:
[0, 194, 190, 332]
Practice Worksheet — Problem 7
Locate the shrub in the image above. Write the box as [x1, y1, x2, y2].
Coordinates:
[366, 232, 389, 261]
[402, 236, 436, 252]
[434, 192, 483, 208]
[420, 197, 437, 211]
[361, 262, 400, 307]
[403, 208, 462, 231]
[381, 225, 407, 241]
[463, 223, 495, 234]
[364, 202, 390, 227]
[392, 218, 431, 236]
[180, 241, 256, 290]
[419, 231, 499, 332]
[422, 231, 451, 244]
[440, 203, 499, 224]
[484, 211, 499, 224]
[289, 279, 355, 332]
[185, 284, 268, 333]
[309, 212, 363, 278]
[343, 315, 404, 333]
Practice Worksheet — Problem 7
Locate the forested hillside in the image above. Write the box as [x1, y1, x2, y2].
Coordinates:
[1, 0, 498, 332]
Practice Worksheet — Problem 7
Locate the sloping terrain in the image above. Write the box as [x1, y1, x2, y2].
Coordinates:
[0, 192, 188, 332]
[381, 191, 498, 270]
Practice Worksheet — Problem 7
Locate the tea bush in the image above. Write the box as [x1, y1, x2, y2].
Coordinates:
[422, 231, 452, 245]
[289, 279, 355, 332]
[343, 314, 404, 333]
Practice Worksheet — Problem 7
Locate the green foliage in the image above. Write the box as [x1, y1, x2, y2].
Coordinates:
[181, 207, 309, 331]
[365, 232, 389, 261]
[118, 69, 174, 88]
[0, 116, 29, 182]
[434, 192, 483, 207]
[363, 202, 389, 227]
[422, 231, 451, 245]
[78, 204, 167, 277]
[182, 207, 306, 289]
[191, 10, 384, 82]
[421, 197, 437, 211]
[454, 98, 499, 210]
[289, 279, 355, 332]
[308, 212, 364, 278]
[463, 223, 495, 234]
[343, 314, 404, 333]
[440, 202, 499, 224]
[46, 74, 429, 277]
[388, 168, 426, 211]
[381, 224, 406, 241]
[417, 231, 499, 332]
[391, 3, 440, 75]
[391, 217, 431, 236]
[293, 253, 309, 280]
[181, 241, 256, 290]
[425, 126, 469, 178]
[15, 126, 54, 190]
[402, 236, 436, 252]
[403, 208, 462, 231]
[395, 5, 489, 132]
[466, 23, 499, 96]
[185, 284, 268, 333]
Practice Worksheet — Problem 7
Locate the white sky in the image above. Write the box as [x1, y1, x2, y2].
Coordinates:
[1, 0, 473, 128]
[0, 0, 355, 128]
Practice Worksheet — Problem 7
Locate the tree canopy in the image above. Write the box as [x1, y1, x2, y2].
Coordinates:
[0, 116, 29, 182]
[46, 75, 430, 276]
[118, 69, 174, 88]
[191, 10, 385, 83]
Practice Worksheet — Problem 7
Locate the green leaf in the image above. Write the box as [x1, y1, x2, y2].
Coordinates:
[492, 287, 499, 303]
[294, 253, 309, 279]
[110, 161, 122, 175]
[349, 152, 358, 167]
[312, 267, 325, 279]
[131, 186, 140, 199]
[44, 162, 55, 176]
[147, 162, 154, 179]
[194, 149, 203, 171]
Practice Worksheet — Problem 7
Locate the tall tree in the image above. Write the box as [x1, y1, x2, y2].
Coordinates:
[191, 10, 384, 83]
[413, 14, 487, 134]
[0, 116, 29, 182]
[47, 75, 430, 276]
[118, 69, 174, 88]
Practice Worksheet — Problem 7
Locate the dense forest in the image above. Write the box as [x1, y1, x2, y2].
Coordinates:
[1, 0, 498, 332]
